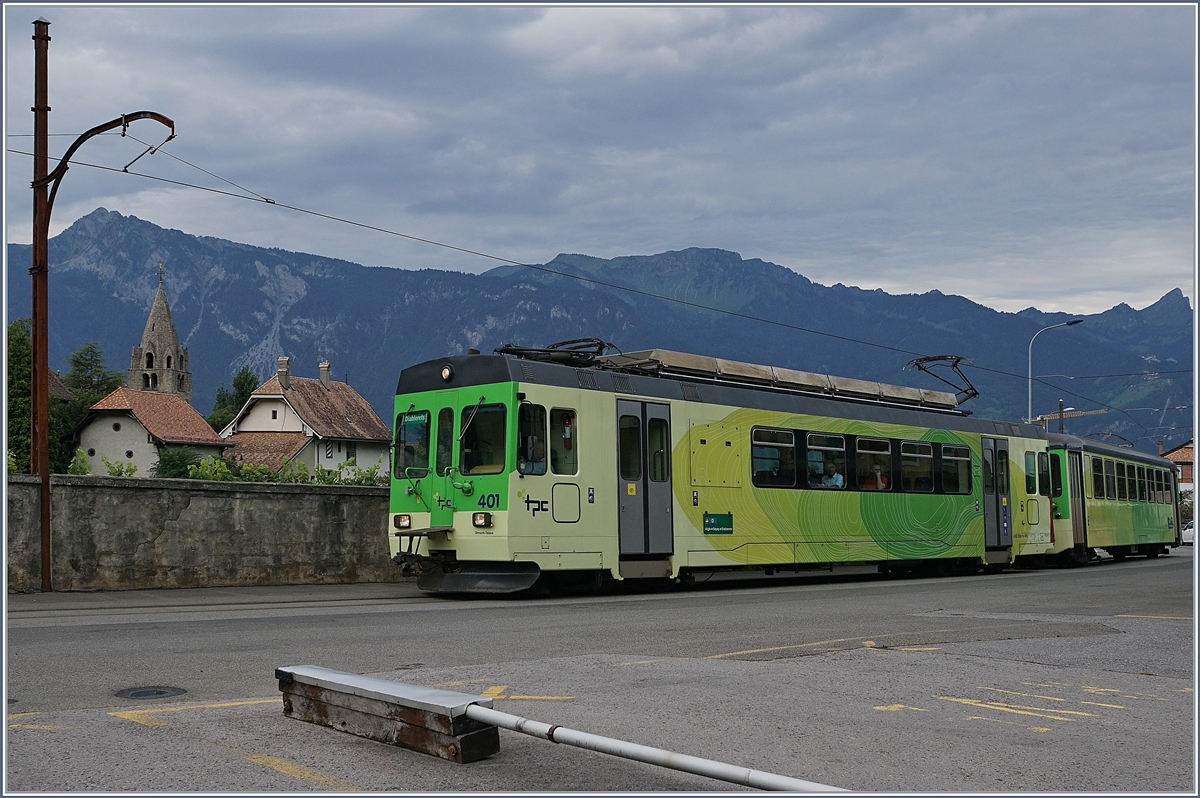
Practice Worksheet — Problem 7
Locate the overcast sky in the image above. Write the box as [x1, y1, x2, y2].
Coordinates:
[5, 4, 1195, 314]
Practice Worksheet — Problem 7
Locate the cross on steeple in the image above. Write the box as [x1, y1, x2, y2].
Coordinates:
[156, 261, 167, 284]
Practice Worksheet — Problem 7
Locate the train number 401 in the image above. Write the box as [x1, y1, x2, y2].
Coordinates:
[477, 493, 501, 509]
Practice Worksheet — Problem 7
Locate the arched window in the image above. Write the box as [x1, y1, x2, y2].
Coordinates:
[142, 373, 150, 389]
[150, 373, 158, 389]
[177, 375, 184, 391]
[166, 355, 172, 369]
[145, 352, 154, 369]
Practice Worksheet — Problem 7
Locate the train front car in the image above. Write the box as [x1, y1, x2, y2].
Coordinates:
[388, 351, 616, 594]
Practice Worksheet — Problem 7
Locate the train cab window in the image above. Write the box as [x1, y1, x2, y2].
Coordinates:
[549, 409, 577, 475]
[460, 404, 506, 475]
[752, 428, 796, 488]
[1104, 459, 1117, 500]
[857, 438, 892, 491]
[1049, 453, 1063, 498]
[900, 442, 933, 492]
[940, 445, 971, 494]
[807, 433, 845, 489]
[1116, 462, 1128, 501]
[619, 415, 641, 480]
[1091, 457, 1104, 499]
[435, 408, 453, 476]
[1136, 466, 1147, 502]
[1037, 452, 1051, 497]
[1024, 452, 1037, 495]
[648, 418, 670, 482]
[395, 410, 430, 479]
[517, 404, 548, 476]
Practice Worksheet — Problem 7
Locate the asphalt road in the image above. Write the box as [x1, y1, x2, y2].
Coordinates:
[6, 549, 1195, 792]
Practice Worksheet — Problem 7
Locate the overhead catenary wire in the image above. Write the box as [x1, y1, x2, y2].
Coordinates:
[6, 144, 1184, 436]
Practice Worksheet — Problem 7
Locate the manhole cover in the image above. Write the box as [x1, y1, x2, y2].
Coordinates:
[115, 686, 187, 700]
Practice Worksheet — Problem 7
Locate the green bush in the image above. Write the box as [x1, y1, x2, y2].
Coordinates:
[67, 448, 91, 475]
[152, 447, 201, 478]
[100, 456, 137, 477]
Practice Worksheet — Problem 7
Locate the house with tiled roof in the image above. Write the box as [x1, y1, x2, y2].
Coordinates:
[73, 387, 229, 475]
[1163, 439, 1193, 492]
[219, 357, 391, 477]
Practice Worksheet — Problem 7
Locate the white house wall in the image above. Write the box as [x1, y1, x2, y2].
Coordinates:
[239, 398, 304, 433]
[309, 439, 390, 479]
[78, 414, 158, 475]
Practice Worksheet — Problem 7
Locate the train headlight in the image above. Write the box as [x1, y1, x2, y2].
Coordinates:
[394, 514, 412, 530]
[472, 512, 493, 528]
[440, 364, 454, 382]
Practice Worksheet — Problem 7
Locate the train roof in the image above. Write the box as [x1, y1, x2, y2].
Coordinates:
[396, 351, 1048, 441]
[598, 348, 961, 411]
[1047, 432, 1176, 468]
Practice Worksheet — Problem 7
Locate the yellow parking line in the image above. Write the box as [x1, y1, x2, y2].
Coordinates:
[706, 627, 963, 659]
[507, 695, 575, 701]
[241, 752, 363, 791]
[8, 723, 62, 730]
[979, 687, 1066, 702]
[1081, 701, 1125, 709]
[940, 697, 1076, 722]
[110, 698, 278, 727]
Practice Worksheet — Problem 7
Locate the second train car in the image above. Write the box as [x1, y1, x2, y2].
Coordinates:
[388, 345, 1180, 593]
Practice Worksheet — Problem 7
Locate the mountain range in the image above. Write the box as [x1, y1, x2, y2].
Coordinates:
[7, 208, 1193, 454]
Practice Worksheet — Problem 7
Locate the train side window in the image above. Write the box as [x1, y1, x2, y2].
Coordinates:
[618, 415, 641, 481]
[1024, 452, 1037, 495]
[1049, 453, 1063, 498]
[901, 442, 933, 492]
[940, 445, 971, 494]
[460, 404, 507, 475]
[435, 408, 453, 476]
[1091, 457, 1104, 499]
[517, 404, 548, 476]
[1115, 462, 1128, 501]
[995, 449, 1009, 496]
[1154, 469, 1165, 503]
[982, 448, 995, 495]
[857, 438, 892, 491]
[807, 433, 845, 489]
[1104, 459, 1117, 500]
[1136, 466, 1147, 502]
[1037, 452, 1051, 497]
[751, 428, 796, 488]
[648, 418, 670, 482]
[395, 410, 430, 479]
[550, 409, 577, 475]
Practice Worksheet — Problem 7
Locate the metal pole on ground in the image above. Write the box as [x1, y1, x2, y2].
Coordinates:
[464, 703, 845, 792]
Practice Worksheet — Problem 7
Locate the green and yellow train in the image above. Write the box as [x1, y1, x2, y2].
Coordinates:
[388, 344, 1181, 593]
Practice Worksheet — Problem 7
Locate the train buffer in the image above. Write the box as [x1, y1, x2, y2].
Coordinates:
[275, 664, 844, 791]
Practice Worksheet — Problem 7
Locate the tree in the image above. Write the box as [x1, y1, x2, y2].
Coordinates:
[207, 365, 259, 432]
[7, 319, 32, 473]
[50, 341, 124, 473]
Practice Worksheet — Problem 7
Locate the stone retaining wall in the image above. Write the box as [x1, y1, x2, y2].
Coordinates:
[6, 474, 398, 592]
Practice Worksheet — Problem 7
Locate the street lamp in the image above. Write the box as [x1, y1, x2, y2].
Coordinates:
[1028, 319, 1082, 422]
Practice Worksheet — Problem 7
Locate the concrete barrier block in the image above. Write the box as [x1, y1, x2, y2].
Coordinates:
[276, 665, 499, 763]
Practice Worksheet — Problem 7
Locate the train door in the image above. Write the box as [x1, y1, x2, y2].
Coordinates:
[616, 400, 673, 556]
[430, 393, 457, 527]
[981, 437, 1012, 548]
[1067, 451, 1088, 547]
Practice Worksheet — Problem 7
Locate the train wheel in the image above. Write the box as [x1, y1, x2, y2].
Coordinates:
[1110, 547, 1127, 561]
[1145, 547, 1161, 559]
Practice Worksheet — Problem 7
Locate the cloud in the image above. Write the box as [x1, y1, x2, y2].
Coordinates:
[5, 5, 1193, 314]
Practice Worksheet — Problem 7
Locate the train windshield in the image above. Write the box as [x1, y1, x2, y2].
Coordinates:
[395, 410, 430, 479]
[460, 404, 507, 475]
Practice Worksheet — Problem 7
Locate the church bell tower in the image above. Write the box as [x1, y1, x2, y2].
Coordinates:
[127, 263, 192, 404]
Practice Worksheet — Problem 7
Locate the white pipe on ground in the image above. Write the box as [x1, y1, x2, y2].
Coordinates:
[464, 703, 844, 792]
